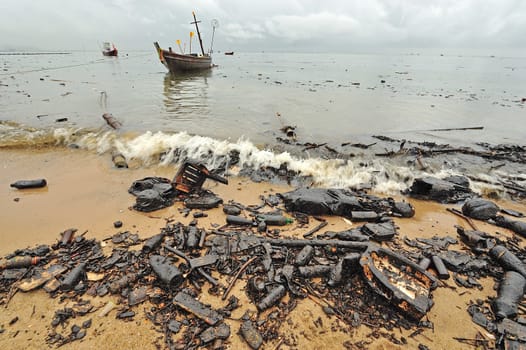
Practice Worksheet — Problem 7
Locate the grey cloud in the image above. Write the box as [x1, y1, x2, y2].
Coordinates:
[1, 0, 525, 52]
[222, 23, 266, 41]
[264, 13, 359, 41]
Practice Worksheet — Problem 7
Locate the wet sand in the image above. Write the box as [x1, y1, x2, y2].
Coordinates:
[1, 147, 525, 349]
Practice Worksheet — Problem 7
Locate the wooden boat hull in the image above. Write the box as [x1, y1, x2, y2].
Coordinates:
[360, 246, 438, 319]
[163, 53, 212, 72]
[154, 42, 212, 73]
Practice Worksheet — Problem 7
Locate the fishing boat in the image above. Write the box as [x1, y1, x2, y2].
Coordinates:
[154, 12, 216, 73]
[224, 51, 234, 56]
[360, 246, 438, 319]
[102, 42, 118, 57]
[154, 42, 212, 72]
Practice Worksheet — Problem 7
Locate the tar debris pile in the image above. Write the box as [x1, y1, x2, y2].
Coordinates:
[1, 168, 526, 349]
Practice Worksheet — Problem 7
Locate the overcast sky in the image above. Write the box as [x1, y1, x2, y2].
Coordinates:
[1, 0, 525, 52]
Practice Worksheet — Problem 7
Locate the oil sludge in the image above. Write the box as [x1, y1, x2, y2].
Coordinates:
[149, 255, 183, 288]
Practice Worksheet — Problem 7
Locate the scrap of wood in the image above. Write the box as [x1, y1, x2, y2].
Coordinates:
[303, 221, 328, 238]
[428, 126, 484, 132]
[102, 113, 122, 129]
[303, 143, 327, 151]
[222, 255, 258, 300]
[446, 208, 478, 230]
[341, 142, 377, 149]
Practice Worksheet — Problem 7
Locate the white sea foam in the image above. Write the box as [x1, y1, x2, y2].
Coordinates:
[66, 129, 430, 194]
[1, 125, 522, 198]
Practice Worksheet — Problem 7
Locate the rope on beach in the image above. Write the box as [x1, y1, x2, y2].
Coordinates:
[0, 52, 153, 77]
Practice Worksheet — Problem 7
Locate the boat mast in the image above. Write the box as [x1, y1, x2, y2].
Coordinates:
[191, 11, 206, 56]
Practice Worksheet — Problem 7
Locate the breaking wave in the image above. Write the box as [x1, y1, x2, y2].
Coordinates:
[0, 122, 524, 199]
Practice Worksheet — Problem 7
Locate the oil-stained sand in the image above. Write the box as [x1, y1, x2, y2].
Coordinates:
[1, 148, 525, 349]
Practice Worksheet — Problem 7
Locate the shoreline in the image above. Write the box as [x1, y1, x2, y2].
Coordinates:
[1, 147, 525, 349]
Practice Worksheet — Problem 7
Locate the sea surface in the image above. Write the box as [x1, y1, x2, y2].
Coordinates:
[1, 49, 525, 196]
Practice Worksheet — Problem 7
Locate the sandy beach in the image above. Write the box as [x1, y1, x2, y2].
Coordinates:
[1, 147, 525, 350]
[2, 2, 525, 350]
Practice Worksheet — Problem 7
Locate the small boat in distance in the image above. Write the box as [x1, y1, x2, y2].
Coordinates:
[224, 51, 234, 56]
[102, 42, 118, 57]
[154, 12, 215, 73]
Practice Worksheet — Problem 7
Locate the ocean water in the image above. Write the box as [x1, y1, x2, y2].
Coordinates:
[1, 49, 525, 196]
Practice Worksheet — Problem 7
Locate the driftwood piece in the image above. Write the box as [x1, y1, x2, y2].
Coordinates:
[302, 221, 328, 238]
[447, 208, 478, 230]
[361, 222, 397, 241]
[260, 237, 370, 250]
[222, 256, 258, 300]
[431, 255, 450, 280]
[467, 175, 526, 198]
[189, 254, 218, 270]
[341, 142, 377, 149]
[102, 113, 121, 129]
[303, 142, 327, 151]
[173, 291, 223, 326]
[427, 126, 484, 132]
[373, 134, 526, 165]
[18, 265, 67, 292]
[196, 268, 219, 286]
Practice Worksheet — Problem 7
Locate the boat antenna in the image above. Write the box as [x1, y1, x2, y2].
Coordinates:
[209, 19, 219, 54]
[191, 11, 206, 56]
